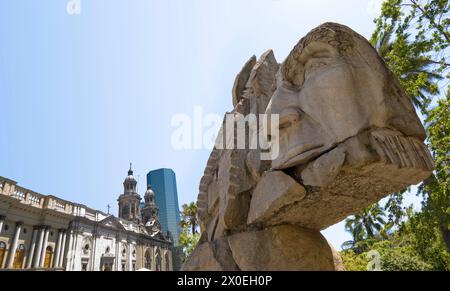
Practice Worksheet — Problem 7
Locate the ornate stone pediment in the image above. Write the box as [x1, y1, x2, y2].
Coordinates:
[99, 216, 127, 231]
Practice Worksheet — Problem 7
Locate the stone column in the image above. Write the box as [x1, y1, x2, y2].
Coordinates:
[39, 226, 50, 268]
[127, 242, 131, 271]
[162, 250, 166, 271]
[58, 230, 67, 268]
[115, 236, 120, 271]
[32, 226, 45, 267]
[6, 221, 23, 268]
[65, 230, 75, 271]
[91, 232, 97, 271]
[26, 226, 39, 268]
[0, 215, 6, 233]
[140, 244, 144, 269]
[152, 245, 156, 270]
[53, 229, 63, 268]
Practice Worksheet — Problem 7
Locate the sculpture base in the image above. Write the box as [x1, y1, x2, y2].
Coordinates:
[182, 225, 344, 271]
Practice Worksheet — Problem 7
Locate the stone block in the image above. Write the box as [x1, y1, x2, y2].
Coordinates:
[227, 225, 340, 271]
[247, 171, 305, 225]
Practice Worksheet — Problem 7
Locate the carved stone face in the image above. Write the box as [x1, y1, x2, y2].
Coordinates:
[266, 24, 425, 170]
[184, 23, 434, 271]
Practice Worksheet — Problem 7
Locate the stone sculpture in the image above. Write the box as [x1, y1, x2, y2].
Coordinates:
[182, 23, 434, 271]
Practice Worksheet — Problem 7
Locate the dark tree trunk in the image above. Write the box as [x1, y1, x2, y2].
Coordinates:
[191, 217, 197, 235]
[440, 225, 450, 254]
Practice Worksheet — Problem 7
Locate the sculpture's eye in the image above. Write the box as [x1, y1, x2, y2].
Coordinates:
[305, 51, 332, 74]
[279, 107, 301, 129]
[305, 58, 327, 73]
[308, 60, 327, 70]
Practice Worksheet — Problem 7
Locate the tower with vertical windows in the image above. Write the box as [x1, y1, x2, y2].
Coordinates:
[146, 168, 181, 245]
[117, 164, 141, 223]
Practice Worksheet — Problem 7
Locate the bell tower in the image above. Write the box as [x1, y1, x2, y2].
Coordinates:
[142, 185, 159, 224]
[117, 163, 141, 223]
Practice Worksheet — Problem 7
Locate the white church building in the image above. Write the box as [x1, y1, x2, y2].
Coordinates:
[0, 166, 174, 271]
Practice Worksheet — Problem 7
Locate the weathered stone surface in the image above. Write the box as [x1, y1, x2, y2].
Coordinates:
[187, 22, 435, 271]
[301, 147, 346, 187]
[227, 225, 340, 271]
[232, 55, 257, 108]
[247, 171, 305, 225]
[328, 242, 345, 271]
[245, 149, 263, 182]
[266, 23, 426, 171]
[247, 49, 279, 98]
[182, 237, 240, 271]
[219, 149, 253, 234]
[264, 129, 434, 230]
[210, 237, 240, 271]
[182, 241, 223, 271]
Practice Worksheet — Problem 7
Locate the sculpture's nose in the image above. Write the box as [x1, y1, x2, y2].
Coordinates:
[266, 86, 299, 114]
[265, 88, 300, 139]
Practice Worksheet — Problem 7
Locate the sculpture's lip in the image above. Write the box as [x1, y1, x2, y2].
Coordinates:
[273, 144, 324, 169]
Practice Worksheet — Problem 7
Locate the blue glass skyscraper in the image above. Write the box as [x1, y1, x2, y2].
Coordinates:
[146, 168, 181, 245]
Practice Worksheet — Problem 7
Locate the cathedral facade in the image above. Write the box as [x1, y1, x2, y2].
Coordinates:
[0, 166, 173, 271]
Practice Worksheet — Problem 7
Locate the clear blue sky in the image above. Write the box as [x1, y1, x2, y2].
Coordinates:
[1, 0, 421, 249]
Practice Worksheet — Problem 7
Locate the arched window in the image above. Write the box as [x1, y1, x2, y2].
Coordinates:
[81, 237, 92, 255]
[80, 237, 92, 271]
[145, 250, 152, 269]
[122, 204, 130, 218]
[44, 246, 53, 268]
[0, 242, 6, 268]
[13, 244, 26, 269]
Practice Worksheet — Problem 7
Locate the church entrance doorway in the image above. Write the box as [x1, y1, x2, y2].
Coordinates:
[100, 253, 115, 271]
[44, 246, 53, 268]
[13, 244, 25, 269]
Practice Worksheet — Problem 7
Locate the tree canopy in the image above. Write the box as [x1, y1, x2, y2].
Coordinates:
[342, 0, 450, 271]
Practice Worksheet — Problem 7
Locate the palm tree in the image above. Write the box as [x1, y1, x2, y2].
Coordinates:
[370, 29, 442, 112]
[180, 202, 198, 235]
[342, 203, 387, 252]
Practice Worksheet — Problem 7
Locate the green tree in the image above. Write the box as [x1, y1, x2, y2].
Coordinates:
[341, 231, 434, 271]
[373, 0, 450, 70]
[421, 91, 450, 253]
[343, 0, 450, 270]
[179, 202, 200, 260]
[371, 28, 442, 112]
[343, 203, 388, 252]
[365, 0, 449, 235]
[367, 0, 450, 259]
[403, 91, 450, 270]
[404, 211, 450, 270]
[340, 250, 370, 271]
[383, 190, 408, 227]
[178, 230, 200, 262]
[180, 202, 199, 235]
